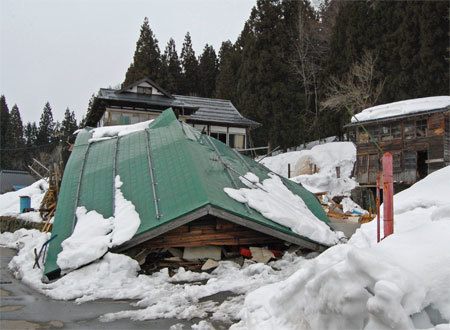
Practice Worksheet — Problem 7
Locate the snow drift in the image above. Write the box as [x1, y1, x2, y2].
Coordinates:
[261, 142, 358, 199]
[238, 166, 450, 330]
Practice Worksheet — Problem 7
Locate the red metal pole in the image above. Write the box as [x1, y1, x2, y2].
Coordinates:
[382, 153, 394, 238]
[376, 172, 381, 243]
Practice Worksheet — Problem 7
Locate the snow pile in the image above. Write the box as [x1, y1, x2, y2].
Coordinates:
[1, 228, 313, 324]
[56, 175, 141, 272]
[238, 166, 450, 329]
[352, 96, 450, 123]
[89, 119, 153, 142]
[262, 142, 358, 198]
[224, 173, 340, 246]
[0, 179, 48, 222]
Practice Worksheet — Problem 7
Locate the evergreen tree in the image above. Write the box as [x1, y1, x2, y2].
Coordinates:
[24, 122, 38, 146]
[216, 41, 239, 100]
[4, 105, 25, 169]
[36, 102, 56, 145]
[123, 17, 162, 86]
[198, 44, 218, 98]
[180, 32, 199, 95]
[235, 0, 307, 150]
[0, 95, 10, 168]
[23, 122, 38, 168]
[60, 108, 78, 164]
[61, 108, 78, 140]
[160, 38, 182, 93]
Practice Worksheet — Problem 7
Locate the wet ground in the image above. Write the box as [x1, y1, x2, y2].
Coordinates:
[0, 247, 231, 330]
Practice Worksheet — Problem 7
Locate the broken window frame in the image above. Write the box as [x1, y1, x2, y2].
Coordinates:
[404, 121, 415, 139]
[358, 127, 369, 143]
[416, 119, 427, 137]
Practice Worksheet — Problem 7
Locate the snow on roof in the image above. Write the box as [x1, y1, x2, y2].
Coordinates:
[351, 96, 450, 123]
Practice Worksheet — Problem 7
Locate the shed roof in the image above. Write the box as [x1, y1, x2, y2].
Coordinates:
[44, 109, 331, 279]
[346, 96, 450, 127]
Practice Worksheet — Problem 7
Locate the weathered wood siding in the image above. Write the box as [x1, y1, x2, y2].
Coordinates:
[355, 112, 447, 185]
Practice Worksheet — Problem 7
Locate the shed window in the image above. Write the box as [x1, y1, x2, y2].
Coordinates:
[357, 155, 368, 173]
[369, 154, 379, 171]
[381, 125, 392, 141]
[404, 151, 416, 169]
[391, 123, 401, 139]
[416, 120, 427, 137]
[404, 121, 414, 139]
[393, 152, 402, 173]
[367, 125, 379, 141]
[358, 128, 369, 143]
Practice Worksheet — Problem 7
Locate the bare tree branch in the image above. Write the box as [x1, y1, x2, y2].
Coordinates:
[321, 51, 385, 113]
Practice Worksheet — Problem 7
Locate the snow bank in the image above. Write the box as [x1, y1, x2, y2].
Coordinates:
[89, 119, 153, 142]
[239, 166, 450, 329]
[262, 142, 358, 198]
[0, 179, 48, 222]
[352, 96, 450, 123]
[1, 228, 312, 324]
[57, 175, 141, 272]
[225, 173, 340, 246]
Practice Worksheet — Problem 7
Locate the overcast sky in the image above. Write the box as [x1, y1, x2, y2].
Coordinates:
[0, 0, 256, 124]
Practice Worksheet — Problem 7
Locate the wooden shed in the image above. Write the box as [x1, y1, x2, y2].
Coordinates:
[345, 96, 450, 188]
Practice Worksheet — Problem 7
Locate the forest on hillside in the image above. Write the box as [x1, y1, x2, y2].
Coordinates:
[119, 0, 448, 150]
[1, 0, 448, 170]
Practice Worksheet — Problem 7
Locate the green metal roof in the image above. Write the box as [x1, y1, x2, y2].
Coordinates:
[44, 109, 332, 279]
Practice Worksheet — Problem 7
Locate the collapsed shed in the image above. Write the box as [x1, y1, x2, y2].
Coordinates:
[44, 109, 334, 280]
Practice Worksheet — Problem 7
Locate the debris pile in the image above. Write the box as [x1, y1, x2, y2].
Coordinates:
[316, 193, 375, 223]
[126, 245, 289, 276]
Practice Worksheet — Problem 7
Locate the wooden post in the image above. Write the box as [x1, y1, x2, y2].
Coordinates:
[376, 172, 381, 243]
[288, 163, 291, 178]
[336, 166, 340, 178]
[382, 153, 394, 238]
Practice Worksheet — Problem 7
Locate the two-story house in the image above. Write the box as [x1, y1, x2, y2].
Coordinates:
[84, 77, 259, 150]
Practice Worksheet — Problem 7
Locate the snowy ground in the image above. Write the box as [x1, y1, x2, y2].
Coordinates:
[236, 166, 450, 330]
[1, 166, 449, 329]
[0, 179, 48, 222]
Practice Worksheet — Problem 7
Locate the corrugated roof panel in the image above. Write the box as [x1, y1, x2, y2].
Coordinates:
[44, 109, 329, 279]
[78, 139, 116, 218]
[116, 131, 156, 236]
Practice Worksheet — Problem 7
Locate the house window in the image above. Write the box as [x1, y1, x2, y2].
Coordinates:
[137, 86, 152, 95]
[229, 134, 245, 149]
[404, 121, 415, 139]
[416, 119, 427, 137]
[404, 151, 416, 169]
[210, 132, 227, 144]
